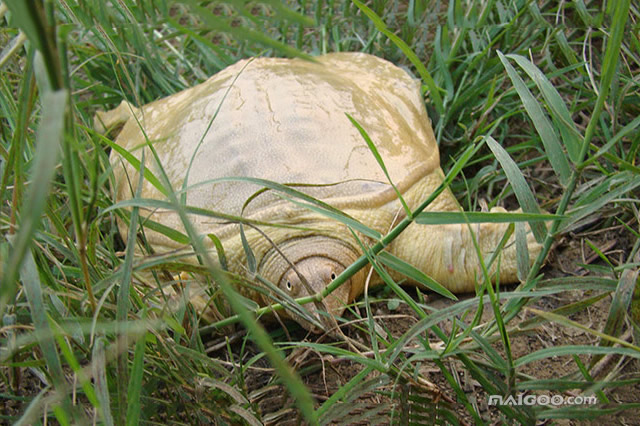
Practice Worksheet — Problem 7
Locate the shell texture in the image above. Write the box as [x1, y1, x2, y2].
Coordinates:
[101, 52, 541, 331]
[109, 53, 438, 225]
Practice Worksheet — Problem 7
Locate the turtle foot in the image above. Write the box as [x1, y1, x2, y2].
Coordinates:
[388, 207, 544, 293]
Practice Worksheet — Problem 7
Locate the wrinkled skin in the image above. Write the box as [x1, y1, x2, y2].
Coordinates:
[279, 257, 350, 331]
[98, 52, 543, 332]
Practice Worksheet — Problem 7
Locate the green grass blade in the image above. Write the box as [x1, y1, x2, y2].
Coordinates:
[595, 269, 639, 355]
[577, 0, 631, 165]
[468, 329, 507, 371]
[433, 358, 487, 425]
[181, 0, 313, 60]
[514, 344, 640, 369]
[357, 239, 430, 327]
[133, 217, 190, 245]
[560, 172, 640, 232]
[583, 115, 640, 167]
[528, 307, 640, 353]
[250, 0, 314, 26]
[278, 193, 381, 240]
[99, 134, 168, 196]
[92, 337, 115, 426]
[351, 0, 444, 115]
[104, 196, 350, 238]
[317, 366, 374, 422]
[3, 1, 42, 52]
[377, 251, 456, 300]
[239, 225, 257, 274]
[506, 53, 583, 164]
[0, 32, 27, 68]
[416, 210, 558, 225]
[346, 113, 411, 217]
[484, 136, 546, 242]
[126, 329, 147, 426]
[497, 51, 571, 185]
[1, 89, 67, 317]
[3, 0, 62, 88]
[146, 174, 376, 236]
[538, 404, 640, 421]
[515, 222, 530, 281]
[51, 320, 100, 409]
[20, 249, 77, 420]
[115, 149, 145, 423]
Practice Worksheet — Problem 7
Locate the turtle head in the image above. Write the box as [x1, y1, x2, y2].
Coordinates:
[278, 256, 350, 332]
[261, 236, 362, 332]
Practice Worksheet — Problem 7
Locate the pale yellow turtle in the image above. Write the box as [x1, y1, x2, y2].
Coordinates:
[98, 52, 542, 330]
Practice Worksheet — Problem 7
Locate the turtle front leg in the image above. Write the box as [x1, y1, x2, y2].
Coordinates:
[387, 207, 543, 293]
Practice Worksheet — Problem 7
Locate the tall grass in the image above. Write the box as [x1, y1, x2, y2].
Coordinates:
[1, 0, 639, 424]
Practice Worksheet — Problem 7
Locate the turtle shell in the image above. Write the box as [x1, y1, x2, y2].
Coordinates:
[110, 52, 439, 236]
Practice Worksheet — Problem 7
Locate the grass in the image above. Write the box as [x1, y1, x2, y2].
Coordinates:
[1, 0, 640, 424]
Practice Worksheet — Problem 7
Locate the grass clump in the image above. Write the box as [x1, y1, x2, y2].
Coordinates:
[1, 0, 639, 424]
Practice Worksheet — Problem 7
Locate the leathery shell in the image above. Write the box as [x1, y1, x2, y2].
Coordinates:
[109, 52, 439, 235]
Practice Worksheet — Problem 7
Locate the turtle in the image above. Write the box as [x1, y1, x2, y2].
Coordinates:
[97, 52, 542, 331]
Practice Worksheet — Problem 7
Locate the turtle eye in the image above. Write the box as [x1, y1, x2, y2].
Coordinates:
[330, 272, 336, 281]
[286, 280, 292, 291]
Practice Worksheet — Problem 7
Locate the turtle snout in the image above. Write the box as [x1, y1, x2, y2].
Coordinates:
[279, 257, 351, 332]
